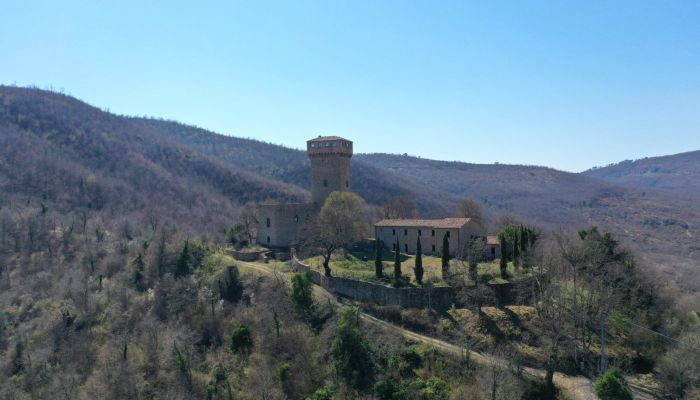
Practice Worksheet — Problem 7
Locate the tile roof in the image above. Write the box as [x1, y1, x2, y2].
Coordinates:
[374, 218, 472, 229]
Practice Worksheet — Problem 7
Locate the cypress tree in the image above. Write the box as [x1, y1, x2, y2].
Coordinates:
[441, 233, 450, 278]
[499, 233, 508, 279]
[375, 240, 383, 278]
[394, 237, 401, 279]
[513, 226, 521, 268]
[414, 237, 424, 285]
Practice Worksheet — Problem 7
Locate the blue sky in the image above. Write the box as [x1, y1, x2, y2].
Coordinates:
[2, 1, 699, 172]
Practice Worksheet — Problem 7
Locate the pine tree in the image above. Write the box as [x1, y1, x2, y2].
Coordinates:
[174, 240, 191, 278]
[375, 239, 383, 278]
[132, 253, 146, 291]
[414, 237, 424, 285]
[394, 237, 401, 280]
[441, 233, 450, 278]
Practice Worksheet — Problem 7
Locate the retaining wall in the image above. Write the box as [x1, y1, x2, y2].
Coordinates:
[291, 257, 456, 310]
[290, 256, 536, 309]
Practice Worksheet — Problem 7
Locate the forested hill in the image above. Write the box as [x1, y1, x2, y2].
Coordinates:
[583, 150, 700, 198]
[1, 86, 699, 289]
[0, 86, 310, 234]
[128, 118, 456, 216]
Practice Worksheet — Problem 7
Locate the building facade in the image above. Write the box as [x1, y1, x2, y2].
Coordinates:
[374, 218, 484, 257]
[257, 136, 353, 248]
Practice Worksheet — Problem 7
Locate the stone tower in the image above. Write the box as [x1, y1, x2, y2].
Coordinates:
[307, 136, 353, 205]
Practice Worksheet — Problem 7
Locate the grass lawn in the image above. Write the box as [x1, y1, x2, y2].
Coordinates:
[476, 261, 534, 284]
[304, 250, 536, 287]
[305, 251, 459, 287]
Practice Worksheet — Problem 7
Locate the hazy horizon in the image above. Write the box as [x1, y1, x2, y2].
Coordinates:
[2, 1, 699, 172]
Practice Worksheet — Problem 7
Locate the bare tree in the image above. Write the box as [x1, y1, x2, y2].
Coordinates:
[298, 192, 370, 276]
[239, 204, 259, 245]
[382, 196, 418, 219]
[456, 198, 485, 229]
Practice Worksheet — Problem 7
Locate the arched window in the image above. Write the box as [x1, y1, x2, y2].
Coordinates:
[266, 218, 271, 228]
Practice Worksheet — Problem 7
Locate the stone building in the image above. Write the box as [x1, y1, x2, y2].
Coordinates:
[487, 235, 502, 260]
[374, 218, 484, 256]
[257, 136, 353, 248]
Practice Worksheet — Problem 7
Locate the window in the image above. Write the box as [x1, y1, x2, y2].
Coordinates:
[432, 245, 436, 252]
[431, 230, 435, 237]
[393, 243, 397, 251]
[266, 218, 271, 228]
[418, 229, 422, 236]
[345, 180, 349, 188]
[323, 179, 328, 187]
[294, 215, 299, 223]
[404, 229, 408, 236]
[392, 229, 395, 236]
[266, 236, 270, 244]
[447, 231, 451, 238]
[404, 244, 408, 252]
[491, 247, 496, 257]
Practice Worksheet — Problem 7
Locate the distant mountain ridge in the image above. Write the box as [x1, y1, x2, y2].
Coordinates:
[1, 86, 698, 290]
[583, 150, 700, 198]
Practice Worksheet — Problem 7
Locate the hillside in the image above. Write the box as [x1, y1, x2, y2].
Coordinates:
[357, 154, 700, 290]
[128, 118, 455, 216]
[583, 150, 700, 198]
[1, 86, 698, 290]
[0, 86, 308, 235]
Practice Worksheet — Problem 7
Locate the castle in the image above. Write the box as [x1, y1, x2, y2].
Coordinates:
[257, 136, 495, 258]
[256, 136, 353, 248]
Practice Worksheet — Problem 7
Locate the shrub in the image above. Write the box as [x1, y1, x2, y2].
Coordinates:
[308, 386, 334, 400]
[218, 265, 244, 303]
[230, 324, 253, 354]
[290, 272, 314, 314]
[278, 363, 293, 398]
[375, 379, 407, 400]
[331, 309, 375, 390]
[594, 368, 633, 400]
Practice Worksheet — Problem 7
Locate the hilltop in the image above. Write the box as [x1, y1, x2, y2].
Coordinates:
[583, 150, 700, 198]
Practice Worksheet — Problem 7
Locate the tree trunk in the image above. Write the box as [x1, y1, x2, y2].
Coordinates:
[323, 249, 332, 277]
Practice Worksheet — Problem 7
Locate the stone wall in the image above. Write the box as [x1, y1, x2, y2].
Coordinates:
[227, 249, 269, 262]
[291, 256, 456, 310]
[256, 203, 316, 247]
[290, 255, 534, 309]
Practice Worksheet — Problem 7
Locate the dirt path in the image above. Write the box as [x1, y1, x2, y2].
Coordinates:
[237, 260, 657, 400]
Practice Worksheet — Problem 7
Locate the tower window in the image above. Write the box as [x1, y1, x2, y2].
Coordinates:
[446, 231, 451, 238]
[266, 236, 270, 244]
[432, 245, 436, 252]
[266, 218, 271, 228]
[418, 229, 422, 236]
[345, 180, 349, 188]
[404, 244, 408, 252]
[431, 230, 435, 237]
[404, 229, 407, 236]
[392, 229, 395, 236]
[323, 179, 328, 187]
